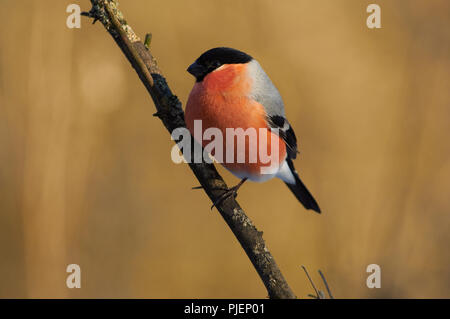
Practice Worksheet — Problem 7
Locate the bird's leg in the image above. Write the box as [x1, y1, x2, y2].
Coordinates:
[210, 178, 248, 210]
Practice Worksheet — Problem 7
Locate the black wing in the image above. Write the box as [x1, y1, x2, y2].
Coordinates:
[267, 115, 299, 159]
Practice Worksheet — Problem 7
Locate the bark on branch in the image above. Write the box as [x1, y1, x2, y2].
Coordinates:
[83, 0, 296, 299]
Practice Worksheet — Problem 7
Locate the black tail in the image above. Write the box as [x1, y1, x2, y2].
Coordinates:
[284, 159, 321, 213]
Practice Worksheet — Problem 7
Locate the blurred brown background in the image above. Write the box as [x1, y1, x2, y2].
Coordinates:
[0, 0, 449, 298]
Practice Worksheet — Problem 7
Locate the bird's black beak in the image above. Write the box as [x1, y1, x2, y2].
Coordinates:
[187, 62, 206, 81]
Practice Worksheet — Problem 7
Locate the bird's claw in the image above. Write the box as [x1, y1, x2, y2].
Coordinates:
[210, 188, 238, 210]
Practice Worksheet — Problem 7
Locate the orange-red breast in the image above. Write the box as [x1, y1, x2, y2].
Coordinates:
[185, 47, 320, 213]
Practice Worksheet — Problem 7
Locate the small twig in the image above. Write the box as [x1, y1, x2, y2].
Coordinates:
[302, 266, 334, 299]
[81, 10, 99, 24]
[319, 269, 334, 299]
[301, 265, 320, 298]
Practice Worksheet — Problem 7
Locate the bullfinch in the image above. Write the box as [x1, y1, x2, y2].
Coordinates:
[185, 47, 320, 213]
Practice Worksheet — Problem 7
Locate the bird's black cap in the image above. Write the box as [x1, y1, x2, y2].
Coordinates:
[187, 47, 253, 82]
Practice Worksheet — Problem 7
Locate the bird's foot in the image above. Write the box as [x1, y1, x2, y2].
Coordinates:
[210, 178, 248, 210]
[191, 185, 228, 191]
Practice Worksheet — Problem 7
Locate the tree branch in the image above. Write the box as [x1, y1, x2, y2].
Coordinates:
[83, 0, 296, 299]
